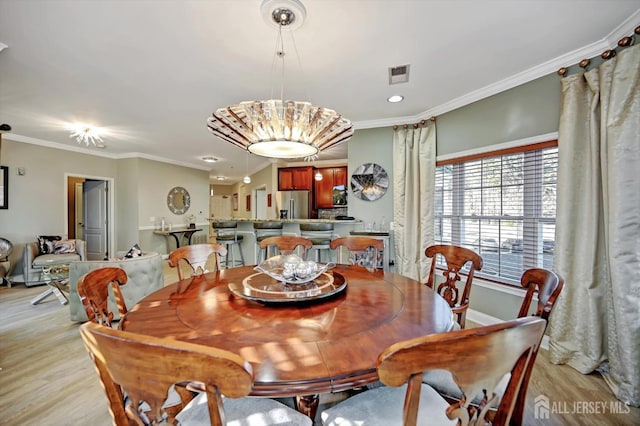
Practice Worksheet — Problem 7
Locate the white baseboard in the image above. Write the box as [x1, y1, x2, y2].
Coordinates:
[467, 309, 550, 350]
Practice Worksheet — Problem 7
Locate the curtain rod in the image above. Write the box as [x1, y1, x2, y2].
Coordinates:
[558, 25, 639, 76]
[392, 116, 436, 130]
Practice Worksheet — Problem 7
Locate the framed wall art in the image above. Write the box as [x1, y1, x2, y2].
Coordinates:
[0, 166, 7, 209]
[350, 163, 389, 201]
[232, 193, 239, 211]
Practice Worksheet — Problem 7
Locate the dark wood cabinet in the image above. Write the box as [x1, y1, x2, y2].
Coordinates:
[278, 167, 313, 191]
[334, 167, 347, 188]
[314, 166, 347, 209]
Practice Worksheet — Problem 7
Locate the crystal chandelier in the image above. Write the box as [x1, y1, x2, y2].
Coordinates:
[206, 0, 353, 160]
[69, 124, 104, 147]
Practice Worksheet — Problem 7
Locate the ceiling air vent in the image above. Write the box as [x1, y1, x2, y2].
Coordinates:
[388, 64, 410, 85]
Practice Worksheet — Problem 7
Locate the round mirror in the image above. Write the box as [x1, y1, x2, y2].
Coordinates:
[167, 186, 191, 215]
[350, 163, 389, 201]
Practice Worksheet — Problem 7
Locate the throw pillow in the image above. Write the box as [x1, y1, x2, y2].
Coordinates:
[124, 243, 142, 258]
[37, 235, 62, 255]
[53, 239, 76, 254]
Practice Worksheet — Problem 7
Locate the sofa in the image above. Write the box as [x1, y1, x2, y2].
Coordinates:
[68, 252, 164, 322]
[23, 239, 87, 286]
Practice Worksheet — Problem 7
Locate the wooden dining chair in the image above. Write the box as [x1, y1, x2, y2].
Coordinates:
[259, 236, 312, 261]
[330, 237, 384, 270]
[321, 316, 546, 426]
[168, 243, 227, 280]
[422, 268, 564, 426]
[424, 244, 483, 328]
[79, 322, 312, 426]
[77, 266, 128, 328]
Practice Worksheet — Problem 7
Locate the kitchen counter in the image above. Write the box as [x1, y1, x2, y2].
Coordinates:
[208, 218, 365, 265]
[209, 218, 361, 224]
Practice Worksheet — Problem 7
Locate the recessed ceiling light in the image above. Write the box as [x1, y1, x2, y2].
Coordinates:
[216, 176, 225, 181]
[387, 95, 404, 103]
[202, 156, 218, 163]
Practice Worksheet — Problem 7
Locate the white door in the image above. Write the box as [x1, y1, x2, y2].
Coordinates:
[255, 188, 267, 219]
[83, 180, 108, 260]
[75, 183, 84, 240]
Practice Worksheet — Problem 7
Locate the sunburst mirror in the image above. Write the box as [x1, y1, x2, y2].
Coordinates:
[167, 186, 191, 215]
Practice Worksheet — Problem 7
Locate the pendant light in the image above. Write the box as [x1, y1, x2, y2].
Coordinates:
[243, 153, 252, 184]
[206, 0, 353, 160]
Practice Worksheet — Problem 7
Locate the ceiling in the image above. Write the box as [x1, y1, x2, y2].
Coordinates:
[1, 1, 638, 183]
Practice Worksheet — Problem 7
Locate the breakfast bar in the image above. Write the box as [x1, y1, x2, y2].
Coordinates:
[210, 218, 366, 265]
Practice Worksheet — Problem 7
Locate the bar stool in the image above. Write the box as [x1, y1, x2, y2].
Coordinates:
[253, 221, 283, 262]
[212, 221, 245, 268]
[299, 223, 334, 262]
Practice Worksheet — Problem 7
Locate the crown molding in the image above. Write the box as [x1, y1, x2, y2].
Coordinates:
[354, 10, 640, 130]
[5, 133, 210, 171]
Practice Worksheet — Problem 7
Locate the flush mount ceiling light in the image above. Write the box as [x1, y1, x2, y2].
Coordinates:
[202, 156, 218, 163]
[387, 95, 404, 103]
[68, 123, 105, 147]
[206, 0, 353, 160]
[216, 176, 225, 181]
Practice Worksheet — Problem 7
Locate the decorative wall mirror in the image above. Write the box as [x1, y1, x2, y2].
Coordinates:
[167, 186, 190, 215]
[0, 166, 8, 209]
[350, 163, 389, 201]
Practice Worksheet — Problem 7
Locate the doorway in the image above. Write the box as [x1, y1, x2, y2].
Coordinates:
[65, 174, 115, 260]
[254, 187, 267, 219]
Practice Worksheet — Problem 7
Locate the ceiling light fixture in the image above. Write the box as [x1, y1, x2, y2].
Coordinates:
[68, 123, 105, 147]
[387, 95, 404, 103]
[206, 0, 353, 160]
[216, 176, 225, 181]
[202, 156, 218, 163]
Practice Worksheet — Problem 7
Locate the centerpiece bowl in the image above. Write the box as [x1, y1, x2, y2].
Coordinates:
[255, 254, 335, 285]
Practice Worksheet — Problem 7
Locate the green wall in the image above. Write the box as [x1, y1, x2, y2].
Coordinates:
[347, 127, 394, 230]
[437, 73, 560, 155]
[340, 73, 561, 321]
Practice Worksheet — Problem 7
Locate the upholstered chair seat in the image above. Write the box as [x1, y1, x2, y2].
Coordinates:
[322, 383, 454, 426]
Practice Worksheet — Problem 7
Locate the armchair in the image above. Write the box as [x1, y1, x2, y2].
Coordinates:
[23, 239, 87, 286]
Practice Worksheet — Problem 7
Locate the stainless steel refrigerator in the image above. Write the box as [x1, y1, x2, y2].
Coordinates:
[276, 191, 310, 219]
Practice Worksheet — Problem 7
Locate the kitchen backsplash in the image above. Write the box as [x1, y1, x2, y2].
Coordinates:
[318, 207, 348, 219]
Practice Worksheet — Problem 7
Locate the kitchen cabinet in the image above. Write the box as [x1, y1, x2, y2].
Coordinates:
[314, 166, 347, 209]
[278, 167, 313, 191]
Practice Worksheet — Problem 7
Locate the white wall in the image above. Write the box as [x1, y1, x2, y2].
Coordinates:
[0, 138, 211, 270]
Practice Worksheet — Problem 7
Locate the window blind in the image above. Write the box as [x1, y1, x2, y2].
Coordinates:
[434, 142, 558, 285]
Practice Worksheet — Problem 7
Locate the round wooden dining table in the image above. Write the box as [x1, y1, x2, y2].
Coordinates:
[120, 264, 455, 419]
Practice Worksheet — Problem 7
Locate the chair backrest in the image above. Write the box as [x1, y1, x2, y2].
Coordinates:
[79, 322, 253, 425]
[0, 237, 13, 260]
[510, 268, 564, 426]
[259, 236, 312, 260]
[424, 244, 483, 328]
[377, 316, 546, 426]
[330, 237, 384, 269]
[517, 268, 564, 321]
[168, 243, 227, 280]
[211, 221, 239, 242]
[77, 267, 128, 328]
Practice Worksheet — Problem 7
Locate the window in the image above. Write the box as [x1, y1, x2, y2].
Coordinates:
[434, 141, 558, 285]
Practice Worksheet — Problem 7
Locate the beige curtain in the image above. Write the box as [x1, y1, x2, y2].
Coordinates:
[550, 43, 640, 406]
[392, 122, 436, 282]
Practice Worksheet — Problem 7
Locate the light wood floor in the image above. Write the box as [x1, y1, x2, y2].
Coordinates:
[1, 263, 638, 425]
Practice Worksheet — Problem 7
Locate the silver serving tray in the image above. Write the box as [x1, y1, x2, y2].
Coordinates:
[228, 272, 346, 304]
